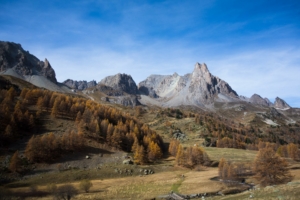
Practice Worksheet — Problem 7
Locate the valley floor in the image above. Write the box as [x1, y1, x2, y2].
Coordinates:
[3, 148, 300, 200]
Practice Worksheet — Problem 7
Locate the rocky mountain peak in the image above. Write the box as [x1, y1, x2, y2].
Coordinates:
[100, 73, 138, 95]
[0, 41, 57, 83]
[193, 62, 209, 74]
[249, 94, 270, 107]
[41, 58, 56, 82]
[173, 72, 179, 77]
[191, 63, 214, 86]
[274, 97, 291, 110]
[139, 63, 239, 107]
[44, 58, 51, 69]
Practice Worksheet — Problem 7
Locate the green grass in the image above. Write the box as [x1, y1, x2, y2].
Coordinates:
[5, 165, 140, 188]
[212, 181, 300, 200]
[171, 178, 184, 193]
[204, 147, 257, 163]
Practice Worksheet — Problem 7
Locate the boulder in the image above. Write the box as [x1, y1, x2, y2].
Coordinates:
[123, 159, 133, 165]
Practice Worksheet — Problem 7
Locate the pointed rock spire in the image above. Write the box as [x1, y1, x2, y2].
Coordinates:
[274, 97, 291, 109]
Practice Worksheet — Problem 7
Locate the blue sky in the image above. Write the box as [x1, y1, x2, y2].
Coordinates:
[1, 0, 300, 107]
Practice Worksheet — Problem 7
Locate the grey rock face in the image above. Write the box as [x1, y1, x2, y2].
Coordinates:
[115, 96, 140, 107]
[96, 84, 125, 96]
[249, 94, 270, 107]
[100, 73, 138, 95]
[138, 75, 167, 98]
[138, 62, 239, 107]
[101, 95, 140, 107]
[189, 63, 238, 104]
[274, 97, 291, 109]
[63, 79, 97, 90]
[264, 98, 274, 106]
[267, 107, 282, 119]
[0, 41, 57, 83]
[239, 95, 250, 102]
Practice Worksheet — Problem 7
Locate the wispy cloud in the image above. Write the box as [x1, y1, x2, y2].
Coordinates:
[207, 47, 300, 105]
[1, 0, 300, 107]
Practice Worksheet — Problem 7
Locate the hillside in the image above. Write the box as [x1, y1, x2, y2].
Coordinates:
[0, 42, 300, 200]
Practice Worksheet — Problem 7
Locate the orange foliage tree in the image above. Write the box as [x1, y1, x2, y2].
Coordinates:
[253, 148, 293, 186]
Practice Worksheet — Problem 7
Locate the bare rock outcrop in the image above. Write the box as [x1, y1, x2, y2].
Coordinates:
[100, 92, 140, 107]
[264, 98, 274, 106]
[0, 41, 57, 83]
[98, 73, 140, 107]
[188, 63, 239, 104]
[249, 94, 270, 107]
[138, 62, 239, 107]
[274, 97, 291, 110]
[63, 79, 97, 90]
[100, 73, 138, 95]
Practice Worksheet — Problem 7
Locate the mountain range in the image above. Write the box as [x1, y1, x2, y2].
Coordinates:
[0, 41, 292, 110]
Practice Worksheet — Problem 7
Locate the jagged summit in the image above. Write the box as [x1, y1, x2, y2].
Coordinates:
[274, 97, 291, 110]
[250, 94, 270, 107]
[193, 62, 209, 74]
[100, 73, 138, 95]
[63, 79, 97, 90]
[138, 62, 239, 107]
[247, 94, 291, 109]
[0, 41, 294, 109]
[0, 41, 57, 83]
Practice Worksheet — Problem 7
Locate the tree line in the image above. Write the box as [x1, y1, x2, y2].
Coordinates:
[194, 113, 300, 160]
[218, 147, 293, 186]
[169, 139, 210, 168]
[0, 86, 165, 165]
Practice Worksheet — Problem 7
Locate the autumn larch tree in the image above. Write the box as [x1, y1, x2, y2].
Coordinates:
[134, 145, 146, 164]
[253, 147, 293, 186]
[218, 158, 226, 178]
[79, 179, 93, 193]
[51, 98, 60, 118]
[148, 141, 163, 162]
[168, 139, 180, 157]
[287, 143, 299, 161]
[9, 150, 21, 172]
[175, 144, 186, 166]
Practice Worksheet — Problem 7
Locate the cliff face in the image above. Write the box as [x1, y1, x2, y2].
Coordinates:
[138, 63, 239, 107]
[99, 73, 138, 95]
[274, 97, 291, 109]
[63, 79, 97, 90]
[249, 94, 270, 107]
[1, 41, 293, 109]
[0, 41, 57, 83]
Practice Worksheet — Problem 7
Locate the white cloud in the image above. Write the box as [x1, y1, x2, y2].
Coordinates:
[207, 48, 300, 106]
[2, 0, 300, 107]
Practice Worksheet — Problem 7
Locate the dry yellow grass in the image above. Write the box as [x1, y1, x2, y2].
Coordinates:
[10, 167, 225, 200]
[204, 147, 257, 163]
[179, 168, 224, 194]
[6, 146, 300, 200]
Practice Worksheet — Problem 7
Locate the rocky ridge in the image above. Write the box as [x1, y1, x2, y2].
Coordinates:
[0, 41, 57, 83]
[100, 73, 138, 95]
[138, 63, 239, 107]
[249, 94, 270, 107]
[96, 74, 140, 107]
[274, 97, 291, 110]
[63, 79, 97, 90]
[0, 41, 294, 109]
